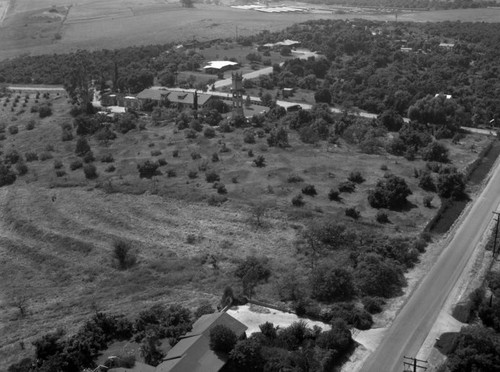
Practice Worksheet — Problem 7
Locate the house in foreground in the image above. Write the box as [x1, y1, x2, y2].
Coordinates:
[109, 312, 247, 372]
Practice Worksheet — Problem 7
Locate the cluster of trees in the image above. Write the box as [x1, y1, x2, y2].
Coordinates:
[302, 0, 496, 9]
[7, 304, 194, 372]
[212, 320, 354, 372]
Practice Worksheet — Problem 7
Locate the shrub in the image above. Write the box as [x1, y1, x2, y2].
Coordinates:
[16, 162, 28, 176]
[198, 160, 209, 172]
[113, 240, 136, 270]
[301, 184, 317, 196]
[83, 164, 98, 179]
[100, 154, 114, 163]
[422, 141, 450, 163]
[0, 134, 5, 140]
[5, 149, 21, 164]
[206, 171, 220, 183]
[185, 129, 197, 139]
[292, 194, 304, 207]
[338, 181, 356, 193]
[212, 153, 219, 162]
[0, 164, 16, 186]
[419, 171, 436, 192]
[8, 125, 18, 135]
[345, 207, 360, 219]
[105, 165, 116, 173]
[167, 169, 177, 178]
[376, 210, 389, 223]
[253, 155, 266, 167]
[209, 325, 237, 354]
[172, 150, 179, 158]
[310, 266, 355, 302]
[204, 127, 216, 138]
[53, 159, 63, 169]
[150, 150, 162, 157]
[368, 175, 412, 210]
[70, 159, 83, 170]
[61, 129, 73, 142]
[137, 160, 159, 179]
[75, 137, 91, 156]
[191, 151, 201, 160]
[207, 194, 227, 206]
[423, 195, 433, 208]
[45, 144, 55, 152]
[348, 171, 365, 183]
[247, 149, 254, 157]
[243, 131, 255, 144]
[38, 105, 52, 118]
[437, 172, 466, 200]
[188, 170, 198, 179]
[157, 158, 167, 166]
[217, 183, 227, 194]
[328, 189, 340, 201]
[267, 127, 289, 148]
[55, 170, 66, 177]
[83, 151, 95, 163]
[362, 297, 384, 314]
[25, 120, 35, 130]
[287, 174, 304, 183]
[39, 151, 53, 161]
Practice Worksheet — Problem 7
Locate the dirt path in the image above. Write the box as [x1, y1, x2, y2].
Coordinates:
[0, 0, 10, 26]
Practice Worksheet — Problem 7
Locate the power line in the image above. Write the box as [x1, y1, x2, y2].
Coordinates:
[403, 356, 428, 372]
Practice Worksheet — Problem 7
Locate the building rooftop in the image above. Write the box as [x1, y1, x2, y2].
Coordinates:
[203, 61, 239, 70]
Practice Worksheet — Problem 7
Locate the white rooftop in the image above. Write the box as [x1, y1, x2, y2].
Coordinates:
[203, 61, 239, 70]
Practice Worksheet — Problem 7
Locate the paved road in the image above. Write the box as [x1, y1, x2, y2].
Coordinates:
[359, 152, 500, 372]
[7, 86, 65, 91]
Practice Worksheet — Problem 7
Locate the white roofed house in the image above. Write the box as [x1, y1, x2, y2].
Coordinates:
[203, 61, 239, 75]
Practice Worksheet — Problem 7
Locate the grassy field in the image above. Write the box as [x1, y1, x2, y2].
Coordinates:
[0, 89, 491, 369]
[1, 1, 500, 60]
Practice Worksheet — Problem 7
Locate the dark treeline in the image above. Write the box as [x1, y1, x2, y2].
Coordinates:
[298, 0, 497, 9]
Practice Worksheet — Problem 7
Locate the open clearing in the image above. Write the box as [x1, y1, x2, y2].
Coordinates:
[1, 1, 500, 60]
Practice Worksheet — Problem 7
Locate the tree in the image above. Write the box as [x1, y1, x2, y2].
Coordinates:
[140, 333, 164, 367]
[314, 88, 331, 104]
[422, 141, 450, 163]
[316, 319, 353, 353]
[437, 171, 466, 200]
[209, 325, 237, 354]
[267, 126, 289, 148]
[419, 171, 436, 192]
[368, 175, 412, 210]
[0, 164, 16, 187]
[310, 266, 355, 302]
[250, 202, 268, 228]
[260, 92, 274, 107]
[378, 109, 404, 132]
[75, 137, 91, 156]
[137, 160, 160, 179]
[113, 240, 136, 270]
[235, 256, 271, 297]
[229, 338, 265, 372]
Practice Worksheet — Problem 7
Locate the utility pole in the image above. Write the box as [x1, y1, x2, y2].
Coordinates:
[492, 211, 500, 256]
[403, 356, 427, 372]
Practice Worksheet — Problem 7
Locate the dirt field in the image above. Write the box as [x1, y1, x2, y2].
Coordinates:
[1, 1, 500, 60]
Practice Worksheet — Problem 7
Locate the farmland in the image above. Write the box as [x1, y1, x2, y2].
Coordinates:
[1, 0, 500, 60]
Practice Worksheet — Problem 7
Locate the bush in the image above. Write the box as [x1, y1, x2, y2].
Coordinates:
[362, 296, 384, 314]
[8, 125, 18, 135]
[191, 152, 201, 160]
[422, 141, 450, 163]
[247, 149, 254, 157]
[291, 194, 304, 207]
[137, 160, 160, 179]
[328, 189, 340, 201]
[437, 172, 466, 200]
[217, 183, 227, 194]
[419, 171, 436, 192]
[61, 129, 73, 142]
[368, 175, 412, 210]
[345, 207, 360, 219]
[209, 325, 237, 354]
[243, 131, 255, 144]
[53, 159, 63, 169]
[39, 151, 53, 161]
[83, 151, 95, 163]
[188, 170, 198, 179]
[70, 159, 83, 170]
[211, 153, 219, 163]
[100, 154, 114, 163]
[204, 127, 216, 138]
[310, 266, 355, 302]
[376, 210, 389, 223]
[423, 195, 433, 208]
[207, 194, 227, 206]
[83, 164, 98, 179]
[348, 171, 365, 183]
[25, 120, 35, 130]
[185, 129, 197, 139]
[338, 180, 356, 193]
[38, 105, 52, 118]
[5, 149, 21, 164]
[113, 240, 137, 270]
[167, 169, 177, 177]
[55, 170, 66, 177]
[301, 184, 317, 196]
[206, 171, 220, 183]
[75, 137, 91, 156]
[253, 155, 266, 167]
[173, 150, 179, 158]
[15, 162, 28, 176]
[287, 174, 304, 183]
[150, 150, 161, 157]
[105, 165, 116, 173]
[0, 164, 16, 186]
[158, 158, 167, 166]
